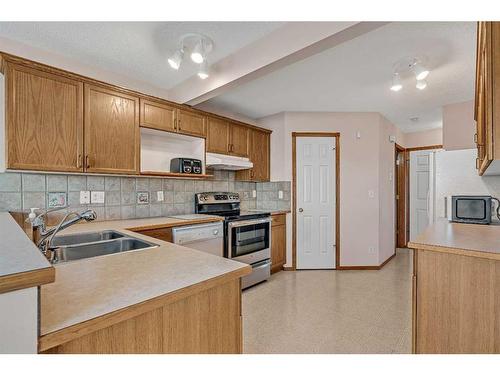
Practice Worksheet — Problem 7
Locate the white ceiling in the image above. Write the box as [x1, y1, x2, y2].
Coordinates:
[202, 22, 476, 133]
[0, 22, 285, 89]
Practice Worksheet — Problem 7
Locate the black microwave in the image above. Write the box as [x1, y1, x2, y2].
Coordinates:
[450, 195, 492, 224]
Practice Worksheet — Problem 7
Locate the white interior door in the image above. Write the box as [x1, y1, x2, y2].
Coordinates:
[296, 137, 336, 269]
[409, 150, 435, 241]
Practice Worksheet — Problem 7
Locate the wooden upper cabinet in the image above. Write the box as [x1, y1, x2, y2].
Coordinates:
[140, 98, 176, 132]
[177, 109, 206, 138]
[84, 84, 140, 174]
[475, 22, 500, 175]
[229, 123, 249, 157]
[6, 63, 84, 172]
[236, 128, 270, 182]
[207, 117, 230, 154]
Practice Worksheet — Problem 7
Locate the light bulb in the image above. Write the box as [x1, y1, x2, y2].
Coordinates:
[191, 40, 205, 64]
[413, 63, 429, 81]
[416, 80, 427, 90]
[167, 49, 184, 70]
[390, 73, 403, 92]
[197, 61, 209, 79]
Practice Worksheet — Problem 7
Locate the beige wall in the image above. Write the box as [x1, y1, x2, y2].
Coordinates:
[442, 100, 475, 150]
[258, 112, 398, 267]
[402, 128, 443, 149]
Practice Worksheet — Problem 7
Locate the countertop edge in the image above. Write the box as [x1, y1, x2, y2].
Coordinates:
[0, 266, 55, 294]
[39, 264, 251, 352]
[125, 216, 223, 231]
[408, 241, 500, 261]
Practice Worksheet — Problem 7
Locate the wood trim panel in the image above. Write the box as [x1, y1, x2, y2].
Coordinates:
[292, 132, 340, 270]
[405, 145, 443, 152]
[0, 267, 55, 294]
[38, 266, 250, 351]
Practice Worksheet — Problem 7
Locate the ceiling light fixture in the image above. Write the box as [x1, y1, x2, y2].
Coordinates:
[167, 49, 184, 70]
[167, 33, 214, 79]
[416, 80, 427, 90]
[390, 73, 403, 92]
[198, 60, 209, 79]
[412, 62, 429, 81]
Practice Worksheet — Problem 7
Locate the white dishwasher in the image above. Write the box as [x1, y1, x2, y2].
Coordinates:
[171, 222, 224, 257]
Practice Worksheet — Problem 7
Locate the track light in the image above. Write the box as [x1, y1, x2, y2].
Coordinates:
[390, 73, 403, 92]
[197, 60, 209, 79]
[413, 63, 429, 81]
[191, 40, 205, 64]
[416, 80, 427, 90]
[167, 49, 184, 70]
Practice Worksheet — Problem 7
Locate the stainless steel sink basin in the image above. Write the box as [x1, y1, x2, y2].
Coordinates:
[50, 230, 125, 247]
[49, 231, 158, 264]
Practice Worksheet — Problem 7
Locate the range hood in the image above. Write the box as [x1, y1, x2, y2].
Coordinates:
[205, 152, 253, 170]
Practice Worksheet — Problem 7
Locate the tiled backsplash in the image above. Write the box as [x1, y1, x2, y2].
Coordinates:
[256, 181, 291, 211]
[0, 170, 258, 221]
[0, 169, 291, 220]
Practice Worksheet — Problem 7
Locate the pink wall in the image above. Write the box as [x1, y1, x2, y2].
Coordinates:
[442, 100, 475, 150]
[402, 128, 443, 149]
[258, 112, 398, 267]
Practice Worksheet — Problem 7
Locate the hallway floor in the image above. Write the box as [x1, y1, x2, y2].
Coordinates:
[242, 248, 412, 353]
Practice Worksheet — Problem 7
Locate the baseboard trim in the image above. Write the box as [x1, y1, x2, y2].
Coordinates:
[337, 252, 396, 271]
[283, 266, 294, 271]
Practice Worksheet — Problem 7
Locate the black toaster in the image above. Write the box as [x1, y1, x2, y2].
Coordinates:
[170, 158, 202, 174]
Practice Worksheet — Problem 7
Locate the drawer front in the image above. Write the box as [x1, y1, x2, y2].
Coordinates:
[271, 214, 286, 227]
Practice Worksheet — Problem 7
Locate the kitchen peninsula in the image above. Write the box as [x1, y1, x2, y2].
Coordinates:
[409, 219, 500, 354]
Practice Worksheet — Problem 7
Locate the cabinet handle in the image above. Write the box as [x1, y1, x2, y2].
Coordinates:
[476, 157, 480, 169]
[178, 119, 182, 130]
[474, 133, 478, 144]
[85, 155, 91, 169]
[77, 154, 82, 169]
[174, 119, 177, 130]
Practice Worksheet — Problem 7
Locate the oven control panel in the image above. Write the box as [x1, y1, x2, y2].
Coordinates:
[196, 192, 240, 204]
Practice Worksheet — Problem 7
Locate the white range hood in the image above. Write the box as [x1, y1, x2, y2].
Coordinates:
[205, 152, 253, 171]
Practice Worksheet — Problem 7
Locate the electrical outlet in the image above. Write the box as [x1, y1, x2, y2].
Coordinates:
[91, 191, 105, 204]
[368, 246, 376, 254]
[368, 190, 375, 198]
[157, 191, 164, 202]
[252, 190, 257, 198]
[80, 191, 90, 204]
[278, 190, 283, 199]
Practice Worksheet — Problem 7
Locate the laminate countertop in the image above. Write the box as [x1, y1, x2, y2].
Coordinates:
[0, 212, 54, 294]
[39, 215, 251, 338]
[408, 218, 500, 260]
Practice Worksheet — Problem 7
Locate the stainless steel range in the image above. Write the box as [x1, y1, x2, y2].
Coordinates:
[195, 192, 271, 289]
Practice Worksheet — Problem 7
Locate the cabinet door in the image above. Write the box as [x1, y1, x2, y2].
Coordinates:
[140, 99, 176, 132]
[6, 63, 84, 172]
[84, 84, 140, 174]
[177, 109, 206, 137]
[271, 223, 286, 272]
[250, 130, 270, 181]
[229, 123, 249, 157]
[207, 117, 230, 154]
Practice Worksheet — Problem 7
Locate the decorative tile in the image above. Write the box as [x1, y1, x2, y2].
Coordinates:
[173, 203, 185, 215]
[184, 180, 195, 192]
[184, 202, 194, 214]
[104, 177, 121, 191]
[137, 191, 150, 205]
[162, 179, 174, 191]
[162, 204, 175, 217]
[68, 175, 87, 191]
[47, 192, 67, 208]
[68, 191, 86, 208]
[22, 174, 46, 192]
[203, 181, 213, 192]
[87, 176, 105, 191]
[0, 173, 21, 192]
[174, 191, 186, 203]
[213, 181, 229, 192]
[0, 192, 22, 211]
[47, 175, 68, 192]
[88, 206, 105, 221]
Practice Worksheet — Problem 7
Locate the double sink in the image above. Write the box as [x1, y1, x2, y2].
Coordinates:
[50, 230, 158, 264]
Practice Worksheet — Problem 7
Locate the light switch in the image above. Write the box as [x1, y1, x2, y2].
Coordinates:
[278, 190, 283, 199]
[80, 191, 90, 204]
[157, 191, 164, 202]
[91, 191, 105, 204]
[368, 190, 375, 199]
[252, 190, 257, 198]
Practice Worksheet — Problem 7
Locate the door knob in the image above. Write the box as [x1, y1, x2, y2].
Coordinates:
[298, 208, 303, 213]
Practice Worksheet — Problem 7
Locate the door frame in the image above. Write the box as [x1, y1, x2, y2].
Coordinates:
[292, 132, 340, 270]
[406, 144, 442, 244]
[395, 143, 407, 248]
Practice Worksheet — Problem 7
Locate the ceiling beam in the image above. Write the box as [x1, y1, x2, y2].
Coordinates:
[168, 22, 389, 106]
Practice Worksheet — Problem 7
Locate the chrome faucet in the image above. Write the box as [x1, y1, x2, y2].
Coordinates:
[28, 207, 97, 260]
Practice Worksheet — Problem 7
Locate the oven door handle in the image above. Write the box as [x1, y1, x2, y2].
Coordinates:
[228, 218, 271, 228]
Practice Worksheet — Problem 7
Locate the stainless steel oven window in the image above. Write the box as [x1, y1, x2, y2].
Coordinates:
[227, 218, 271, 259]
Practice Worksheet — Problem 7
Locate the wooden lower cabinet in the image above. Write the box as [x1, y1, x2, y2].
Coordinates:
[271, 214, 286, 273]
[41, 279, 242, 354]
[412, 249, 500, 353]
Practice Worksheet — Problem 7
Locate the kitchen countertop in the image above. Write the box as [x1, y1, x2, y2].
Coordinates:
[0, 212, 55, 294]
[38, 215, 250, 338]
[408, 218, 500, 260]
